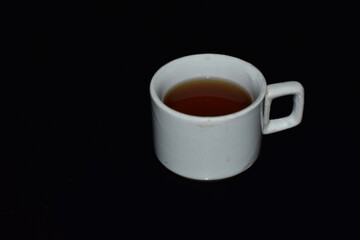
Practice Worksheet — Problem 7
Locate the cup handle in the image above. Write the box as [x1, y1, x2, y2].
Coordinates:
[262, 81, 304, 134]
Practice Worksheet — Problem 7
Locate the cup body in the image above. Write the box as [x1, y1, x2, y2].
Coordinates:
[150, 54, 267, 180]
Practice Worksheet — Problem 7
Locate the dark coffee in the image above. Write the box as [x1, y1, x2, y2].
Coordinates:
[163, 77, 252, 117]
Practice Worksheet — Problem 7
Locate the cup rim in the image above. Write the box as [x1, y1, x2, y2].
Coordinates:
[150, 53, 267, 122]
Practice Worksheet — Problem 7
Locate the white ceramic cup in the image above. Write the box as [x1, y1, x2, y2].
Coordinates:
[150, 54, 304, 180]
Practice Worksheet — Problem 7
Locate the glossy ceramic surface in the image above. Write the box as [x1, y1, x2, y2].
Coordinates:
[150, 54, 304, 180]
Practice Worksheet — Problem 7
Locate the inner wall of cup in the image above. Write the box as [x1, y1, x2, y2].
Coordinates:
[153, 55, 265, 103]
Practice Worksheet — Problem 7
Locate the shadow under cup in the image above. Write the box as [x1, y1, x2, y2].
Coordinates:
[150, 54, 267, 180]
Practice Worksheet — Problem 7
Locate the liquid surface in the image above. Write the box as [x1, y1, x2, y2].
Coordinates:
[163, 77, 252, 117]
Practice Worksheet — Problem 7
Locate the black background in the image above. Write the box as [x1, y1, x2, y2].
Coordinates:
[1, 1, 358, 239]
